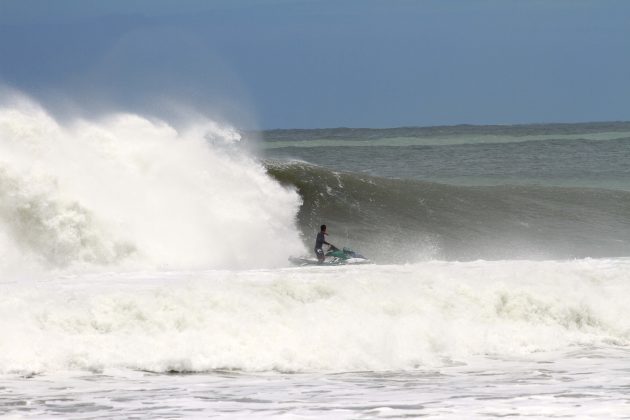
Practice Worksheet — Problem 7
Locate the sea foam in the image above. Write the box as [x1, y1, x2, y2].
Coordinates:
[0, 259, 628, 374]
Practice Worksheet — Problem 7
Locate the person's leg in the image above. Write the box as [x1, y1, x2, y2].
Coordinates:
[316, 248, 324, 263]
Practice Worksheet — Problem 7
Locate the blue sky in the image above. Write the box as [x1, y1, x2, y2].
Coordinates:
[1, 0, 629, 129]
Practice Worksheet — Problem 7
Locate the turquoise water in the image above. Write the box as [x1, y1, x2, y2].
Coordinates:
[258, 123, 630, 191]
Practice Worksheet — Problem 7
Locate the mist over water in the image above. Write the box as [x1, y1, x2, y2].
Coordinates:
[0, 96, 304, 274]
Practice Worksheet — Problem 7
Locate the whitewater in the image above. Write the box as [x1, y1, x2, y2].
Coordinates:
[2, 98, 630, 418]
[0, 96, 304, 274]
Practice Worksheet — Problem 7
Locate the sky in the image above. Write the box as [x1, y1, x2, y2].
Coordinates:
[0, 0, 629, 129]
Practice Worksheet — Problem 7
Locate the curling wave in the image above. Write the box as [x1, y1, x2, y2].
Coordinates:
[0, 97, 304, 273]
[266, 160, 630, 262]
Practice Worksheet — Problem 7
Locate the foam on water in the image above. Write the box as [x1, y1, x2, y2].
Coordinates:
[1, 258, 628, 375]
[4, 350, 630, 419]
[0, 96, 305, 273]
[2, 98, 630, 419]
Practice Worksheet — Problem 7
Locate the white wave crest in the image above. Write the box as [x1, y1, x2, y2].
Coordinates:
[0, 96, 304, 273]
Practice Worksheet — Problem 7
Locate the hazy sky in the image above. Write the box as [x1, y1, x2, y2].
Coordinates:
[1, 0, 629, 129]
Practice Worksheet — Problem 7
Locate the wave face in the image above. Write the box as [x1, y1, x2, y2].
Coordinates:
[0, 98, 304, 274]
[266, 161, 630, 262]
[1, 259, 629, 374]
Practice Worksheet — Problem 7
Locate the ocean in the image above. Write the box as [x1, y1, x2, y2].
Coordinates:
[1, 100, 630, 418]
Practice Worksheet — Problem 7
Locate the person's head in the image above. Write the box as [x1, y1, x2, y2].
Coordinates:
[320, 224, 327, 232]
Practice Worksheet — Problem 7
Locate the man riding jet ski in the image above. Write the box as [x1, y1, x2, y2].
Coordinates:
[289, 224, 370, 266]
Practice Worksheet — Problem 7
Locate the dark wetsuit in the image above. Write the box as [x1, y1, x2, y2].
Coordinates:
[314, 231, 329, 261]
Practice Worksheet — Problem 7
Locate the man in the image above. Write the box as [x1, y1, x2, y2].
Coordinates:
[314, 224, 331, 263]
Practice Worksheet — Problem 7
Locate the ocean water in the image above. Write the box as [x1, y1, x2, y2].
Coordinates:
[2, 98, 630, 418]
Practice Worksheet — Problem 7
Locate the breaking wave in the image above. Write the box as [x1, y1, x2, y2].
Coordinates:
[0, 97, 304, 274]
[266, 160, 630, 262]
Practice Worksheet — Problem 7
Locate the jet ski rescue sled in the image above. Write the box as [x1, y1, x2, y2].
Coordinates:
[289, 245, 371, 266]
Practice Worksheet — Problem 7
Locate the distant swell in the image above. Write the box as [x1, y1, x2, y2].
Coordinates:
[266, 160, 630, 262]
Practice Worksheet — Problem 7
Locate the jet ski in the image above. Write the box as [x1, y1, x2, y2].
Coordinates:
[289, 245, 371, 266]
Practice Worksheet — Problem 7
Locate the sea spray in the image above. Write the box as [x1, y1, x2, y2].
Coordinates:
[0, 97, 305, 273]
